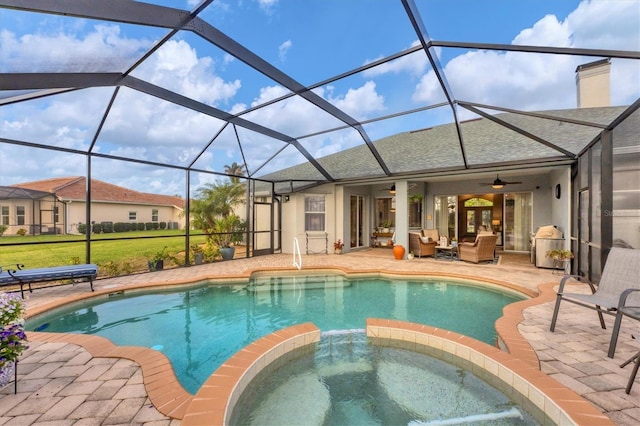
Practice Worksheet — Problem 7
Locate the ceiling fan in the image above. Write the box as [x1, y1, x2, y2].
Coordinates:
[480, 175, 522, 189]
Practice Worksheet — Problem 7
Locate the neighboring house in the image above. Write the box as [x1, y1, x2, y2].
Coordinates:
[0, 186, 60, 235]
[1, 177, 185, 235]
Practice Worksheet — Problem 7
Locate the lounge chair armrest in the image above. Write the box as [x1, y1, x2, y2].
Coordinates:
[617, 288, 640, 309]
[557, 274, 596, 295]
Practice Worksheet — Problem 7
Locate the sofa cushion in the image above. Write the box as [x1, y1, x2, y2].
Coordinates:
[421, 229, 439, 241]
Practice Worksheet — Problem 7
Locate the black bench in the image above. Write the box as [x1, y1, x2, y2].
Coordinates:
[0, 264, 98, 298]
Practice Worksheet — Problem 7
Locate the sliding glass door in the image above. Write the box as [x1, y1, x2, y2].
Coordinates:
[350, 195, 365, 248]
[434, 195, 456, 239]
[503, 192, 532, 252]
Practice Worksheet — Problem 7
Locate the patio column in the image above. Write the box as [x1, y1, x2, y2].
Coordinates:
[394, 181, 408, 253]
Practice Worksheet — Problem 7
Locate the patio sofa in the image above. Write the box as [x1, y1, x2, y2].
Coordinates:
[0, 264, 98, 298]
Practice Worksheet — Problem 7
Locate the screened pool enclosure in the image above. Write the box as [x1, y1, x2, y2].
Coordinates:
[1, 1, 638, 276]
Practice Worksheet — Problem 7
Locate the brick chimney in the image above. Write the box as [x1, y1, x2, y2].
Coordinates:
[576, 58, 611, 108]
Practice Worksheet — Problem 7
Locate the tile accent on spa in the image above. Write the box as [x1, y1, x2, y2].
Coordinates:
[365, 318, 614, 426]
[181, 322, 321, 426]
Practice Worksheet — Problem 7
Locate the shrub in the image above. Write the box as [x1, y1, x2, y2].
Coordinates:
[92, 223, 103, 234]
[101, 260, 120, 276]
[159, 222, 167, 230]
[145, 222, 155, 230]
[16, 228, 27, 236]
[99, 260, 133, 277]
[101, 221, 114, 233]
[203, 241, 221, 261]
[0, 225, 7, 237]
[137, 222, 145, 231]
[113, 222, 127, 233]
[120, 261, 133, 275]
[78, 223, 87, 234]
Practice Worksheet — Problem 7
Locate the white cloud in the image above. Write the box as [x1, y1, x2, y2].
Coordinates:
[257, 0, 278, 14]
[279, 39, 292, 62]
[0, 25, 150, 72]
[134, 39, 241, 106]
[512, 14, 572, 47]
[566, 0, 640, 51]
[328, 81, 385, 120]
[362, 41, 428, 77]
[2, 0, 637, 190]
[412, 0, 640, 111]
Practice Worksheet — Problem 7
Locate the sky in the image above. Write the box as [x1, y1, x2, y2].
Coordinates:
[0, 0, 639, 195]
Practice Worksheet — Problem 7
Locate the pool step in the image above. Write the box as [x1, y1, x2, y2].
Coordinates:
[247, 275, 350, 292]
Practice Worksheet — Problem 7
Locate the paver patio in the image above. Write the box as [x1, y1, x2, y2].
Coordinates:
[1, 250, 638, 425]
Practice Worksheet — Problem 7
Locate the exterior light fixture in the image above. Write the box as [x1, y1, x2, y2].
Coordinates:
[389, 184, 396, 194]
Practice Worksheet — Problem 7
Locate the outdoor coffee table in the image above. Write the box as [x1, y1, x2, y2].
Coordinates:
[435, 245, 457, 261]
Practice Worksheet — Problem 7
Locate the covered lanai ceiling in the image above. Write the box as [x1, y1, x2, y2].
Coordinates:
[1, 0, 639, 195]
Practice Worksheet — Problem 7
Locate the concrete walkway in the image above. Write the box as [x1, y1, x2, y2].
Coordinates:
[1, 250, 638, 425]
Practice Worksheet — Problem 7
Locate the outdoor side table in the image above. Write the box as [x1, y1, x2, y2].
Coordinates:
[435, 245, 457, 261]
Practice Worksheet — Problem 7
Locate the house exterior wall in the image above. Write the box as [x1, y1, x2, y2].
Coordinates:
[278, 172, 569, 255]
[65, 201, 184, 234]
[281, 185, 337, 255]
[549, 168, 571, 249]
[420, 171, 569, 252]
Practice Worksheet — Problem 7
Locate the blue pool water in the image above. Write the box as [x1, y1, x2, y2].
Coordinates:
[27, 275, 522, 394]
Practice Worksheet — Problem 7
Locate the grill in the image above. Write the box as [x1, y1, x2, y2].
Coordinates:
[531, 225, 564, 268]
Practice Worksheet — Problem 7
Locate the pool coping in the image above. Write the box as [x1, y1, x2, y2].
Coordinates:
[23, 267, 596, 423]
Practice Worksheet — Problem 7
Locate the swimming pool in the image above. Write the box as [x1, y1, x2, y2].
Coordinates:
[27, 274, 524, 394]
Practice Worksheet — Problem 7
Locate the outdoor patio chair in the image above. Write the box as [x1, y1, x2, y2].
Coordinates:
[619, 333, 640, 394]
[408, 232, 436, 258]
[457, 234, 497, 263]
[609, 288, 640, 358]
[549, 247, 640, 358]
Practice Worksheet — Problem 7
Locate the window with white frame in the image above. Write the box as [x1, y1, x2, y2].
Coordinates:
[129, 211, 137, 221]
[152, 209, 159, 222]
[305, 195, 325, 231]
[1, 206, 8, 225]
[16, 206, 25, 226]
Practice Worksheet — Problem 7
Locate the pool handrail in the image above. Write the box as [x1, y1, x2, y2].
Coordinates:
[293, 237, 302, 270]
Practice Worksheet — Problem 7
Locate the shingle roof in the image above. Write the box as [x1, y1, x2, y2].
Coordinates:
[263, 106, 626, 191]
[11, 177, 185, 209]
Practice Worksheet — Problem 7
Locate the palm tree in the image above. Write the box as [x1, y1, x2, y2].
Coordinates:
[191, 180, 246, 248]
[224, 162, 246, 183]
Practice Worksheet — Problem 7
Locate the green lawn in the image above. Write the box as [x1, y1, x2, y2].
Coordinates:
[0, 231, 209, 276]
